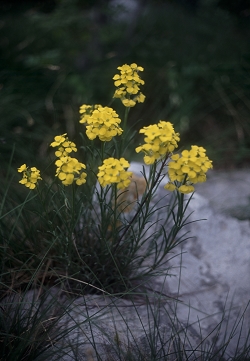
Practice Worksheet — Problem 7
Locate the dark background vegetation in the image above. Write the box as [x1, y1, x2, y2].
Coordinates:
[1, 0, 250, 170]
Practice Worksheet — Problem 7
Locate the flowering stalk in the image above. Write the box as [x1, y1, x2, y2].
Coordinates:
[118, 106, 130, 158]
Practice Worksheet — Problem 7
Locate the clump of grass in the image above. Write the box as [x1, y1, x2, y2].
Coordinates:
[0, 287, 73, 361]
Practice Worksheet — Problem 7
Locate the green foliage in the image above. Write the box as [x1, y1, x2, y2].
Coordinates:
[0, 291, 66, 361]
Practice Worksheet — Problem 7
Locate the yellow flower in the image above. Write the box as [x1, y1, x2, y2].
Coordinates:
[165, 145, 212, 194]
[79, 104, 102, 124]
[122, 98, 136, 107]
[50, 134, 67, 147]
[97, 157, 132, 189]
[80, 105, 123, 142]
[168, 168, 184, 182]
[17, 164, 27, 173]
[136, 93, 146, 103]
[113, 63, 145, 107]
[76, 172, 87, 185]
[178, 184, 195, 194]
[18, 165, 42, 189]
[50, 133, 77, 157]
[55, 156, 87, 186]
[135, 121, 180, 164]
[164, 182, 176, 191]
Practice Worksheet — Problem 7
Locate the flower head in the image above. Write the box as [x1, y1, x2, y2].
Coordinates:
[113, 63, 145, 107]
[97, 157, 132, 189]
[79, 104, 101, 124]
[79, 105, 123, 142]
[50, 133, 77, 157]
[135, 121, 180, 164]
[55, 156, 87, 186]
[164, 145, 213, 194]
[18, 164, 42, 189]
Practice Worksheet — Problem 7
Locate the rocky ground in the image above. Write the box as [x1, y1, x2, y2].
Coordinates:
[49, 166, 250, 360]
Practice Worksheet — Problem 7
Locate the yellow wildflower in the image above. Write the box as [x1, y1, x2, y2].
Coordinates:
[164, 182, 177, 191]
[17, 164, 27, 173]
[97, 157, 132, 189]
[50, 134, 67, 147]
[17, 164, 42, 189]
[164, 145, 213, 194]
[79, 104, 102, 124]
[178, 184, 195, 194]
[113, 63, 145, 107]
[79, 105, 123, 142]
[50, 133, 77, 157]
[135, 121, 180, 164]
[55, 156, 87, 186]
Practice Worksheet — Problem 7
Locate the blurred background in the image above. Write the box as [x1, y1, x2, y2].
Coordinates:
[1, 0, 250, 171]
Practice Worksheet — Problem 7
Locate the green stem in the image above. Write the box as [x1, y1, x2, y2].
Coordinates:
[119, 106, 130, 157]
[123, 106, 130, 136]
[113, 154, 169, 253]
[101, 142, 105, 162]
[112, 184, 118, 239]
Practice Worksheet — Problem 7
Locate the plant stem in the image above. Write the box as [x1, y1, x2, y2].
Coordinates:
[113, 154, 169, 253]
[119, 106, 130, 157]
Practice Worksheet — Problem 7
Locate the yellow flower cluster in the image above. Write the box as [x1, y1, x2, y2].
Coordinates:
[113, 63, 145, 107]
[79, 104, 101, 124]
[50, 133, 87, 186]
[79, 105, 123, 141]
[164, 146, 213, 194]
[55, 156, 87, 186]
[50, 133, 77, 157]
[17, 164, 42, 189]
[135, 121, 180, 165]
[97, 157, 132, 189]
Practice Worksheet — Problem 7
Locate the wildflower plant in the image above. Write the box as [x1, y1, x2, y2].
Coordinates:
[12, 63, 212, 296]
